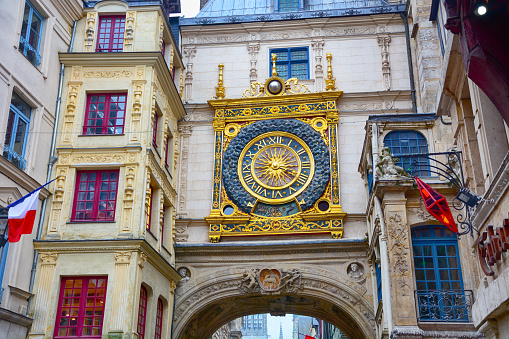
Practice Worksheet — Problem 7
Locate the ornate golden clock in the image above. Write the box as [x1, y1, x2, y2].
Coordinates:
[206, 57, 345, 242]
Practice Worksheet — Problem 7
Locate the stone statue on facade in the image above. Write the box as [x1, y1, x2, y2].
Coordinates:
[179, 267, 190, 282]
[347, 263, 364, 280]
[375, 147, 411, 179]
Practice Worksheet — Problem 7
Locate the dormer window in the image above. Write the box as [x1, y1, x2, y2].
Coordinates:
[278, 0, 299, 12]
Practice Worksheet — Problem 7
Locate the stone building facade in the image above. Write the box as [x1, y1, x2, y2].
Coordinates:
[25, 1, 184, 338]
[0, 0, 82, 337]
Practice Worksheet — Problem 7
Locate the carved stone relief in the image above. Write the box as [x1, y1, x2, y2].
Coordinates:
[183, 46, 197, 102]
[377, 35, 392, 90]
[84, 12, 97, 52]
[311, 39, 325, 92]
[177, 125, 193, 217]
[347, 263, 365, 282]
[123, 11, 136, 52]
[247, 43, 260, 82]
[386, 213, 411, 296]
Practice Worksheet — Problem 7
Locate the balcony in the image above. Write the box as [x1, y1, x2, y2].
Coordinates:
[415, 290, 473, 322]
[2, 145, 26, 171]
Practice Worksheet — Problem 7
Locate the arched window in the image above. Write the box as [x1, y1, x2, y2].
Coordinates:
[155, 298, 163, 339]
[412, 225, 468, 322]
[137, 286, 148, 338]
[384, 130, 429, 176]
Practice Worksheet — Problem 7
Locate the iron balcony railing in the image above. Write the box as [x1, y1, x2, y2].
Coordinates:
[415, 289, 473, 322]
[2, 145, 26, 171]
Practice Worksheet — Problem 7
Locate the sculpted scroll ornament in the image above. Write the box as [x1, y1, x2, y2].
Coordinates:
[239, 268, 303, 294]
[386, 213, 411, 295]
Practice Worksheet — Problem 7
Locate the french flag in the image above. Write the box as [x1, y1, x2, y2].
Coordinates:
[7, 189, 40, 243]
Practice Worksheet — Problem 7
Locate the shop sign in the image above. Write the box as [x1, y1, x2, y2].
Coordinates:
[476, 224, 509, 276]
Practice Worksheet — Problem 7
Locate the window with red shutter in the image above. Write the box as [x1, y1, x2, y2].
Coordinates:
[83, 93, 127, 135]
[72, 170, 119, 222]
[155, 298, 163, 339]
[137, 286, 148, 339]
[54, 276, 108, 338]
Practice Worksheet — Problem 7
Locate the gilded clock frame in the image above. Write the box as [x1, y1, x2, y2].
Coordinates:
[206, 80, 345, 242]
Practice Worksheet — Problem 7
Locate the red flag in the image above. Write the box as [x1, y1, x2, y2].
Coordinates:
[414, 177, 458, 233]
[8, 189, 40, 242]
[305, 336, 314, 339]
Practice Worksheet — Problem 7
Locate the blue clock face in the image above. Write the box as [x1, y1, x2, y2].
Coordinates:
[222, 119, 330, 216]
[238, 132, 314, 204]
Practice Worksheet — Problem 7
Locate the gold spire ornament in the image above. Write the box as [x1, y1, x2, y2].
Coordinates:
[215, 64, 227, 99]
[271, 53, 278, 77]
[325, 53, 337, 91]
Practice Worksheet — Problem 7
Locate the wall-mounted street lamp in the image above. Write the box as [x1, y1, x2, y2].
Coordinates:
[474, 0, 488, 16]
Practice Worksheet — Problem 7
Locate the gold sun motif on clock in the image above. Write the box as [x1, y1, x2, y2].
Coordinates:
[254, 147, 298, 188]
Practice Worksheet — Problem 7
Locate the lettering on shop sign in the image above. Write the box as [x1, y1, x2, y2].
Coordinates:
[476, 218, 509, 276]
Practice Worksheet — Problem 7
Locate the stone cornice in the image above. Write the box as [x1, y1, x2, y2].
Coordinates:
[48, 0, 83, 27]
[180, 7, 406, 27]
[0, 307, 32, 327]
[58, 52, 186, 120]
[175, 239, 368, 257]
[0, 157, 50, 199]
[34, 239, 182, 282]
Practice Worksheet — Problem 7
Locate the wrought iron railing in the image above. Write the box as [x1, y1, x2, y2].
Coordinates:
[2, 145, 26, 171]
[415, 289, 473, 322]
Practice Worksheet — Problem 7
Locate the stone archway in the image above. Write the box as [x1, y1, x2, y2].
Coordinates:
[173, 265, 375, 339]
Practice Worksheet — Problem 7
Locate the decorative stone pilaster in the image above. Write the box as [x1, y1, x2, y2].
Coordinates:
[130, 70, 146, 143]
[183, 46, 196, 101]
[60, 82, 81, 146]
[247, 43, 260, 83]
[46, 166, 67, 238]
[123, 11, 136, 52]
[377, 36, 392, 91]
[311, 39, 325, 92]
[159, 195, 165, 246]
[158, 15, 165, 52]
[382, 191, 417, 327]
[120, 165, 136, 236]
[84, 12, 97, 52]
[109, 251, 132, 335]
[29, 253, 58, 338]
[177, 125, 193, 217]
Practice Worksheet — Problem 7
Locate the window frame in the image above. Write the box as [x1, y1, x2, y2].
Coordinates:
[71, 170, 119, 222]
[152, 114, 159, 148]
[164, 130, 173, 170]
[96, 15, 126, 53]
[278, 0, 300, 12]
[54, 276, 108, 339]
[19, 0, 43, 67]
[154, 298, 163, 339]
[269, 47, 309, 80]
[137, 286, 148, 339]
[383, 130, 430, 176]
[412, 225, 467, 322]
[83, 93, 127, 136]
[3, 93, 31, 170]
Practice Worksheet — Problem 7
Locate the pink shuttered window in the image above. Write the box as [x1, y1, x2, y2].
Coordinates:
[164, 133, 171, 169]
[96, 16, 125, 52]
[83, 93, 126, 135]
[72, 170, 119, 222]
[137, 286, 148, 339]
[155, 298, 163, 339]
[161, 205, 166, 245]
[54, 276, 108, 338]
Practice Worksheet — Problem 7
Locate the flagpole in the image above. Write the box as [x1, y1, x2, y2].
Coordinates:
[6, 177, 61, 208]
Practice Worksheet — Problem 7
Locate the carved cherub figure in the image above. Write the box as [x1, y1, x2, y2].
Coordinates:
[242, 269, 258, 290]
[375, 147, 411, 179]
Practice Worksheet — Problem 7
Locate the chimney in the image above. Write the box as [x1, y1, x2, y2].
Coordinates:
[200, 0, 209, 9]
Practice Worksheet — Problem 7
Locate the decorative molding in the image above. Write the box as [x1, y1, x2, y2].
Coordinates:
[386, 213, 411, 296]
[114, 251, 132, 264]
[183, 46, 197, 101]
[247, 43, 260, 82]
[311, 39, 325, 92]
[130, 80, 145, 143]
[40, 253, 58, 265]
[83, 69, 134, 78]
[377, 36, 392, 91]
[177, 125, 193, 216]
[60, 82, 81, 146]
[70, 153, 127, 164]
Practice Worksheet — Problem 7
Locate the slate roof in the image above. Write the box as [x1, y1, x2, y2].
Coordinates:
[196, 0, 389, 17]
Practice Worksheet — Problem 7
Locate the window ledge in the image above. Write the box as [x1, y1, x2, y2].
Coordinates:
[78, 134, 125, 137]
[417, 321, 476, 332]
[67, 220, 116, 224]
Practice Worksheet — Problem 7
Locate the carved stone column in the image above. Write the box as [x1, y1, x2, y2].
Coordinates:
[123, 11, 136, 52]
[311, 39, 325, 92]
[377, 36, 392, 91]
[177, 125, 193, 217]
[29, 253, 58, 338]
[381, 190, 417, 327]
[120, 165, 136, 236]
[183, 46, 197, 101]
[130, 71, 146, 144]
[247, 43, 260, 83]
[108, 251, 133, 336]
[84, 12, 97, 52]
[60, 82, 82, 146]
